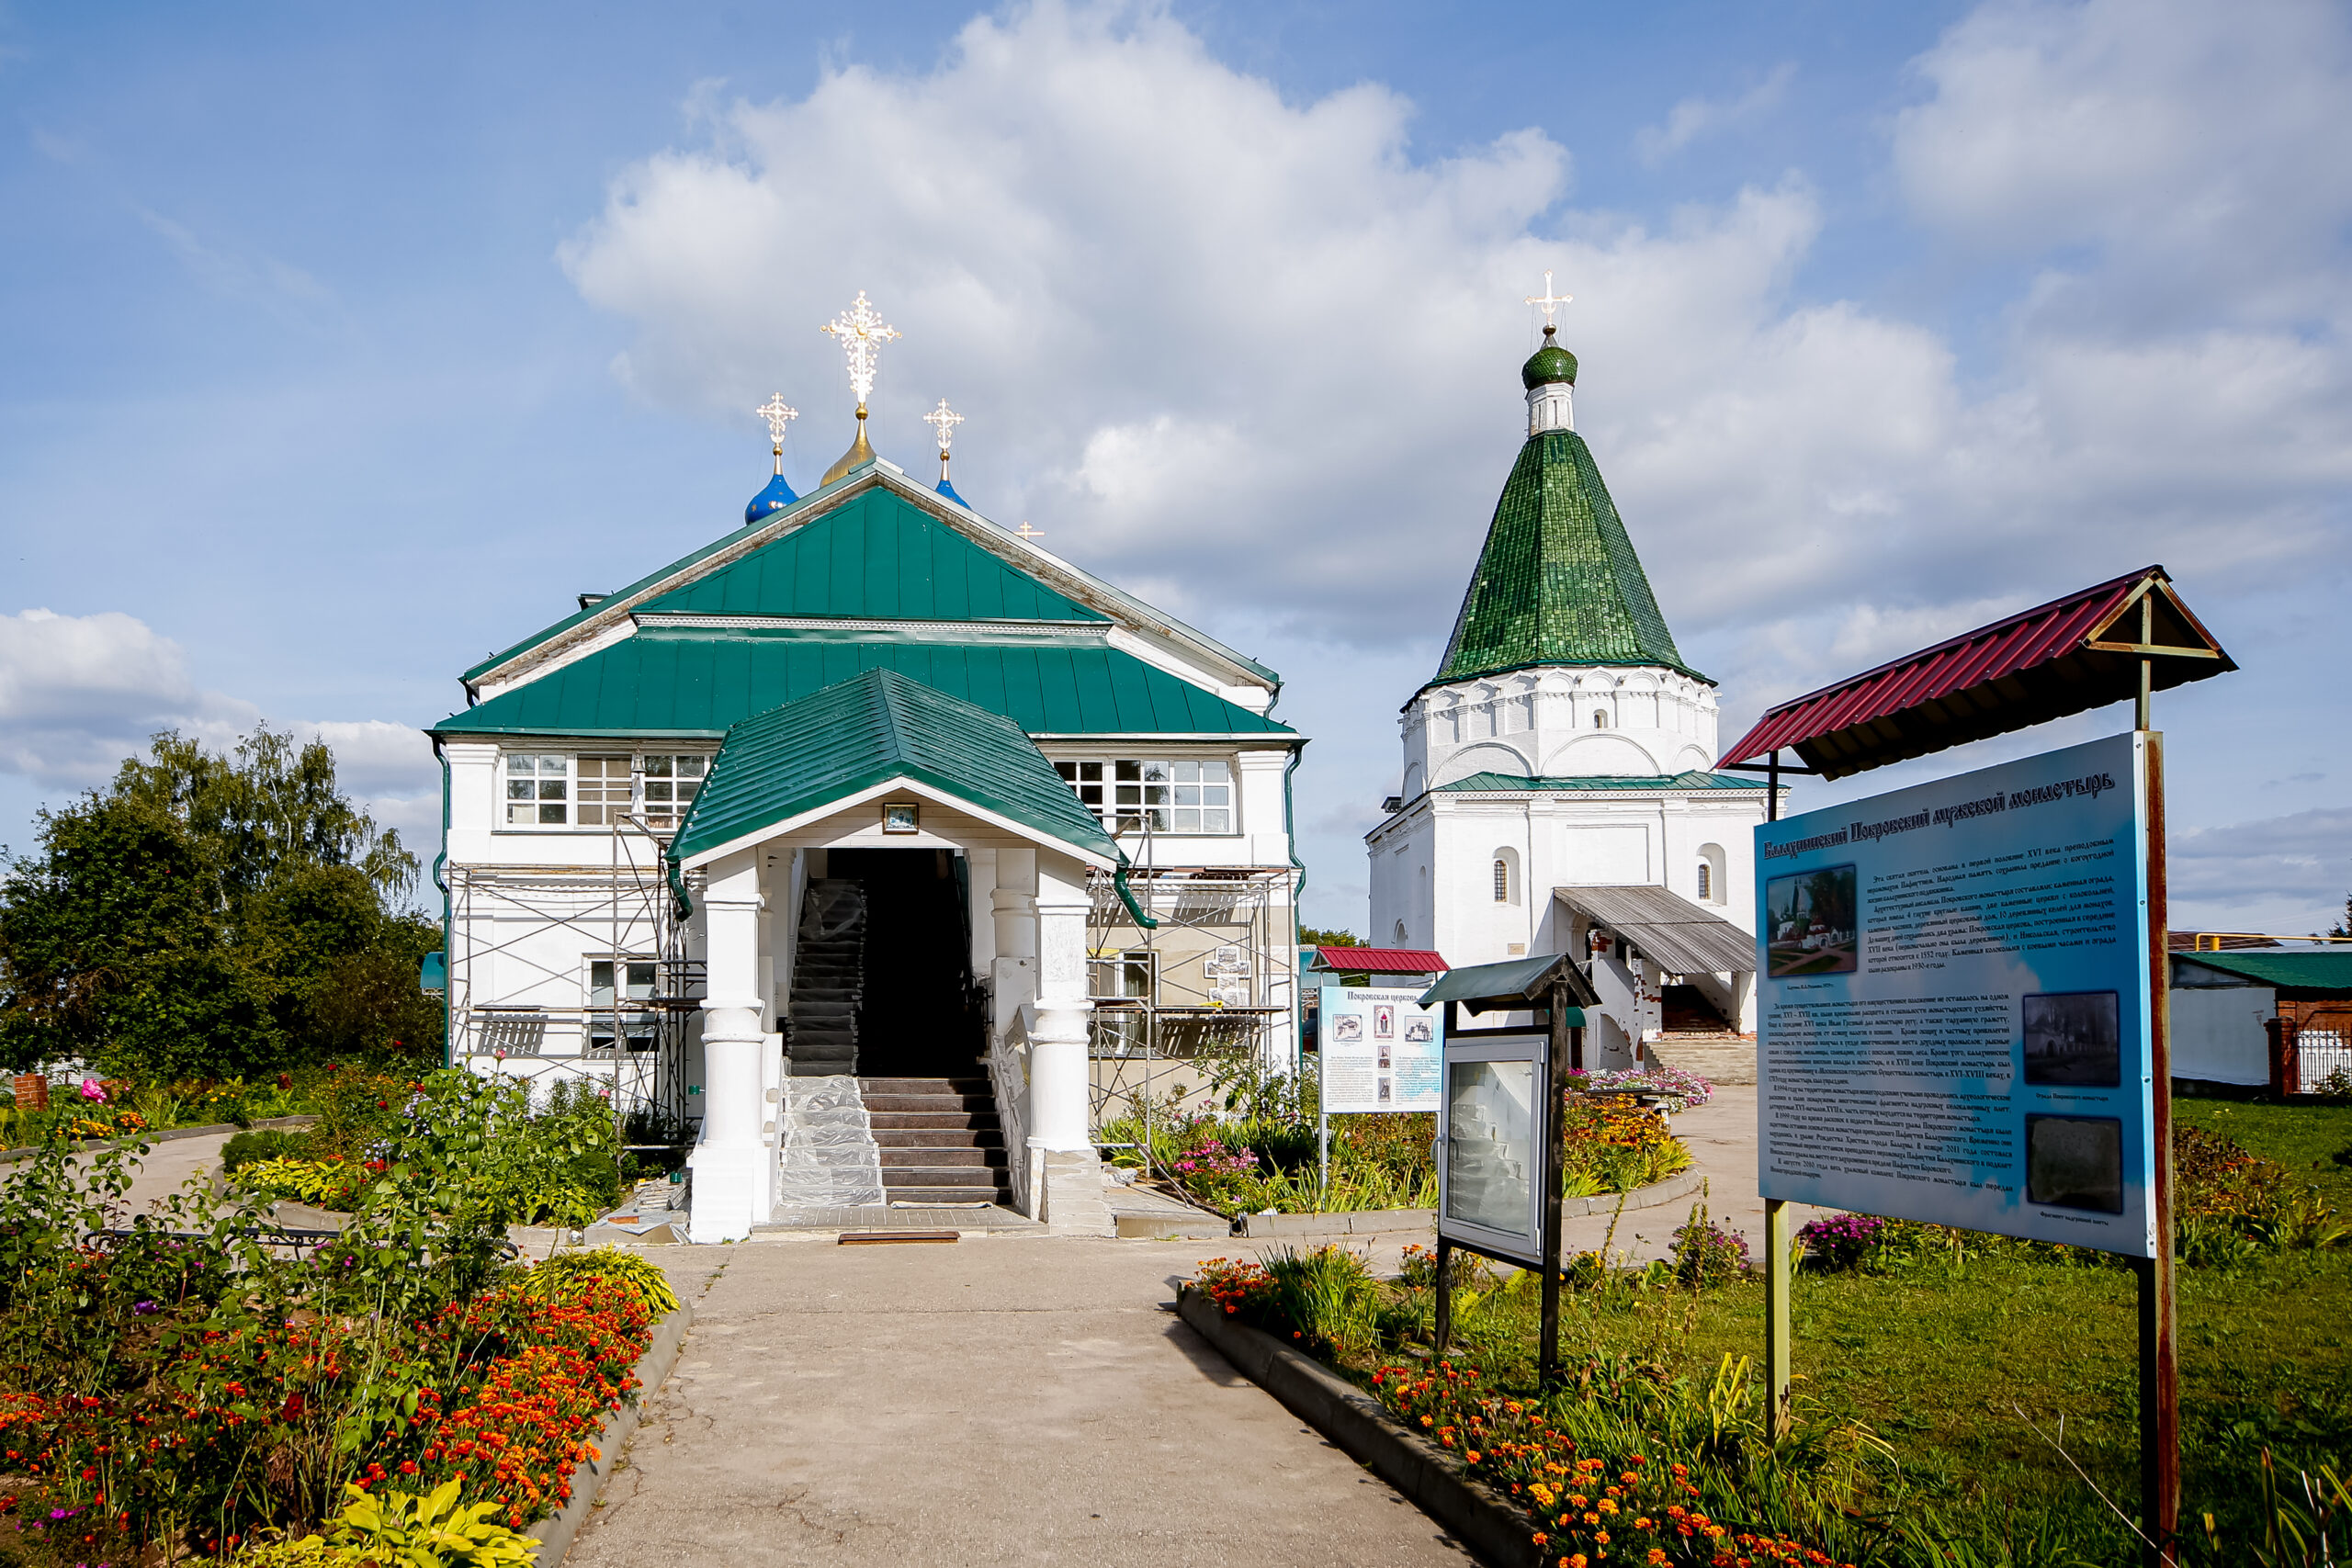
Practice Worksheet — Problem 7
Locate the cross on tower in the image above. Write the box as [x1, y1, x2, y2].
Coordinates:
[922, 399, 964, 453]
[1524, 269, 1573, 329]
[820, 291, 901, 410]
[1014, 521, 1045, 542]
[755, 393, 797, 446]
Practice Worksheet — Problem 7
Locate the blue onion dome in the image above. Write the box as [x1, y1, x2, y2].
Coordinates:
[936, 475, 968, 507]
[1521, 324, 1578, 389]
[745, 470, 797, 525]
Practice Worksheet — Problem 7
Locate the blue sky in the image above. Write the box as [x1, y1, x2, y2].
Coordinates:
[2, 0, 2346, 934]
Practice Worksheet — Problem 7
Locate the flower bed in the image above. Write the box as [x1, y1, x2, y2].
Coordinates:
[1191, 1255, 1849, 1567]
[0, 1075, 671, 1567]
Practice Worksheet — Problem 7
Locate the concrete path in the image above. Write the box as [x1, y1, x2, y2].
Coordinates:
[572, 1236, 1475, 1568]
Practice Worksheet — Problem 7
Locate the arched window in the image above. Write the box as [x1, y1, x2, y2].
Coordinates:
[1493, 857, 1510, 902]
[1394, 919, 1409, 944]
[1592, 709, 1610, 729]
[1697, 842, 1727, 905]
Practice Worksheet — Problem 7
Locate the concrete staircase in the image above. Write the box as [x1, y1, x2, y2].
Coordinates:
[787, 879, 865, 1077]
[860, 1077, 1012, 1206]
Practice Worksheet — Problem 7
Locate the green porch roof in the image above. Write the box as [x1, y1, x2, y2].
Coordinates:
[433, 630, 1295, 739]
[671, 669, 1123, 865]
[1435, 770, 1765, 794]
[2174, 950, 2352, 992]
[1430, 430, 1703, 692]
[638, 489, 1107, 622]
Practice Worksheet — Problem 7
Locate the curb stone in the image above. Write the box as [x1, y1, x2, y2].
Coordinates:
[0, 1114, 318, 1167]
[526, 1298, 694, 1564]
[1176, 1286, 1536, 1568]
[1233, 1168, 1705, 1238]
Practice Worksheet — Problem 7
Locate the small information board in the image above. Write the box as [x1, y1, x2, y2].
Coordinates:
[1436, 1032, 1549, 1268]
[1317, 985, 1443, 1112]
[1756, 731, 2156, 1258]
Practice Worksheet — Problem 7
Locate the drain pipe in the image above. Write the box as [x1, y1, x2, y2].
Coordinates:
[433, 739, 453, 1071]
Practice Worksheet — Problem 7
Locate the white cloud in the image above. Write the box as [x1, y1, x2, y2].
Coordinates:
[557, 0, 2352, 929]
[1634, 62, 1795, 165]
[0, 608, 437, 844]
[0, 608, 254, 785]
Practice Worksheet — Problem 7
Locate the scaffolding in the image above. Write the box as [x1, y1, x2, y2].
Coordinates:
[445, 818, 706, 1131]
[1084, 858, 1297, 1142]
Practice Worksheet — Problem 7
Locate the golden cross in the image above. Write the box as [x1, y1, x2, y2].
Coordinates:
[922, 398, 964, 452]
[820, 291, 900, 410]
[1014, 521, 1045, 541]
[1524, 269, 1573, 329]
[755, 393, 797, 446]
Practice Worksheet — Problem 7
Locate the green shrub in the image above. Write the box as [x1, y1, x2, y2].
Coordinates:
[324, 1480, 541, 1568]
[521, 1246, 681, 1316]
[220, 1127, 305, 1171]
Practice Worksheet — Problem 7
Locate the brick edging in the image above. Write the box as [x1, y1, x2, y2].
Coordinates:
[0, 1114, 318, 1168]
[1176, 1286, 1537, 1568]
[526, 1298, 694, 1564]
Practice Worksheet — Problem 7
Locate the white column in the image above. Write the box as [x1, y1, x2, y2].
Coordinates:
[990, 848, 1038, 1036]
[1023, 856, 1093, 1152]
[688, 851, 769, 1242]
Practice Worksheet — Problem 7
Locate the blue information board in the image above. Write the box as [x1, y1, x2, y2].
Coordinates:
[1755, 732, 2155, 1258]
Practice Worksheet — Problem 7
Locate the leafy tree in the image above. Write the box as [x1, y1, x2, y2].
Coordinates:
[0, 727, 441, 1078]
[1300, 926, 1363, 949]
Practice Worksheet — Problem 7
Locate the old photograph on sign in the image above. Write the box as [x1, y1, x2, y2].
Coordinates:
[1765, 864, 1859, 977]
[2022, 991, 2121, 1088]
[2026, 1114, 2125, 1213]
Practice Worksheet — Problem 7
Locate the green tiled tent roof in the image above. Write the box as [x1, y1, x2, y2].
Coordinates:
[671, 668, 1123, 865]
[433, 631, 1293, 739]
[1432, 431, 1704, 689]
[639, 490, 1107, 622]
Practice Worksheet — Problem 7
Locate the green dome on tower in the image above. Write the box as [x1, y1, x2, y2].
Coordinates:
[1521, 325, 1577, 389]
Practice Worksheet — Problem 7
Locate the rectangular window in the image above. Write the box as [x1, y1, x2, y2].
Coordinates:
[1089, 949, 1156, 1000]
[576, 755, 632, 826]
[586, 958, 659, 1056]
[640, 754, 707, 828]
[1056, 758, 1234, 834]
[504, 754, 570, 826]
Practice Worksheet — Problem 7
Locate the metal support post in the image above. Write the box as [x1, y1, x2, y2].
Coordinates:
[2139, 712, 2178, 1566]
[1538, 980, 1569, 1387]
[1765, 1198, 1792, 1438]
[1432, 1236, 1453, 1355]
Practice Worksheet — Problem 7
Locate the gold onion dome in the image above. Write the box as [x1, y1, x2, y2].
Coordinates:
[819, 290, 900, 486]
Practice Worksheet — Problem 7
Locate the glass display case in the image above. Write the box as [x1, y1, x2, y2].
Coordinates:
[1437, 1035, 1548, 1263]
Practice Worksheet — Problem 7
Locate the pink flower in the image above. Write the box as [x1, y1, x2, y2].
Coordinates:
[79, 1078, 107, 1103]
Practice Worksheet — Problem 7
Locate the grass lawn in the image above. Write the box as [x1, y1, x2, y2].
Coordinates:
[1461, 1097, 2352, 1559]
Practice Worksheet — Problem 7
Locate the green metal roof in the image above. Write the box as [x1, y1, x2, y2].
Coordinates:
[637, 489, 1107, 622]
[1430, 430, 1703, 692]
[2173, 950, 2352, 992]
[670, 668, 1123, 866]
[1435, 770, 1765, 794]
[1418, 952, 1595, 1014]
[433, 629, 1295, 739]
[463, 470, 1278, 687]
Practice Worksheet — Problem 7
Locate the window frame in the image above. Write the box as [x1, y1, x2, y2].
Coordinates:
[1050, 754, 1238, 836]
[498, 749, 713, 833]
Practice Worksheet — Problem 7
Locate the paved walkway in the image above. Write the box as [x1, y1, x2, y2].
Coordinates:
[572, 1236, 1474, 1568]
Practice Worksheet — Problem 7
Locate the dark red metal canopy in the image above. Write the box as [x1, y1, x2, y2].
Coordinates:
[1308, 946, 1450, 975]
[1718, 566, 2233, 781]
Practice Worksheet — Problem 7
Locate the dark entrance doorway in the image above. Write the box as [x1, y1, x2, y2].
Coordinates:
[825, 847, 986, 1077]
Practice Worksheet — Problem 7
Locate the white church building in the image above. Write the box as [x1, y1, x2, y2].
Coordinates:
[1366, 305, 1768, 1080]
[429, 295, 1303, 1243]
